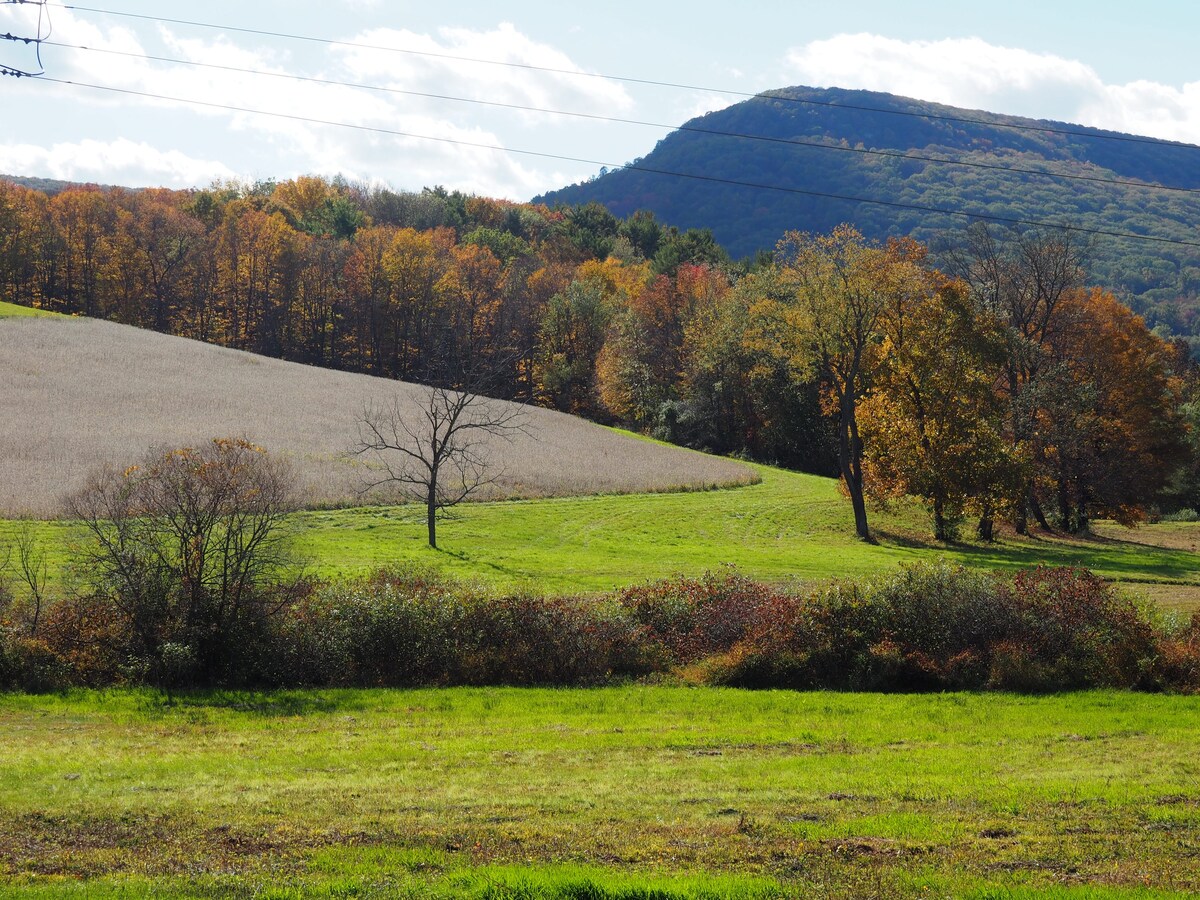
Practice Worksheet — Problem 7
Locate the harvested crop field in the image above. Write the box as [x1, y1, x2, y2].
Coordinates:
[0, 316, 756, 516]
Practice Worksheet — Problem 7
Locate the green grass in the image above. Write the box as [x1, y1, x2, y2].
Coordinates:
[283, 465, 1200, 592]
[5, 464, 1199, 601]
[1, 687, 1197, 897]
[0, 300, 56, 318]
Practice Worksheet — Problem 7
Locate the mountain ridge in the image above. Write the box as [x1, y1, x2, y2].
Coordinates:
[536, 86, 1200, 327]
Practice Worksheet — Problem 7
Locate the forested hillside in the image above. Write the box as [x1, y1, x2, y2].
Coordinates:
[537, 86, 1200, 342]
[4, 171, 1199, 537]
[0, 176, 714, 396]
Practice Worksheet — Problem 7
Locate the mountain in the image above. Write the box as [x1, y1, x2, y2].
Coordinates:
[0, 174, 122, 196]
[537, 86, 1200, 327]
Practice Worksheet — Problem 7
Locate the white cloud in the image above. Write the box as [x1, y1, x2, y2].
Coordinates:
[334, 23, 634, 123]
[6, 7, 612, 195]
[783, 34, 1200, 144]
[674, 92, 736, 124]
[0, 139, 236, 187]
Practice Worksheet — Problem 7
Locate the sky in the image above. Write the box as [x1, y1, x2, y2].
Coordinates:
[2, 1, 1200, 199]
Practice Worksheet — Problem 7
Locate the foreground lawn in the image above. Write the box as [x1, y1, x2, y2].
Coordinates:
[0, 687, 1197, 898]
[5, 465, 1199, 603]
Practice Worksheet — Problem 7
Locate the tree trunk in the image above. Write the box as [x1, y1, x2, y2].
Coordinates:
[977, 502, 994, 542]
[976, 515, 994, 542]
[1056, 472, 1074, 532]
[849, 480, 870, 541]
[933, 498, 950, 542]
[426, 494, 437, 549]
[1013, 489, 1028, 535]
[1030, 494, 1051, 531]
[840, 402, 870, 541]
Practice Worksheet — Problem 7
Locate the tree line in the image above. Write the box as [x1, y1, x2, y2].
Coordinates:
[2, 174, 1197, 539]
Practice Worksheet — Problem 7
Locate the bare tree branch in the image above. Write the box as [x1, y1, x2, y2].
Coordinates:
[352, 384, 528, 548]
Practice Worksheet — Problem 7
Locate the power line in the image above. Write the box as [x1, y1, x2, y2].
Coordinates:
[50, 2, 1200, 151]
[1, 0, 50, 76]
[33, 76, 1200, 250]
[39, 38, 1200, 198]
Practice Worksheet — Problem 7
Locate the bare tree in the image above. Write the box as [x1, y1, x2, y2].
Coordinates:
[0, 524, 49, 636]
[354, 386, 526, 549]
[65, 438, 298, 684]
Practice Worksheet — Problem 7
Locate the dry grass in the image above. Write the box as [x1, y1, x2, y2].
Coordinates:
[0, 317, 756, 517]
[1093, 519, 1200, 553]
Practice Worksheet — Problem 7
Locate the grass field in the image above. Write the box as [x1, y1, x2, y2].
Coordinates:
[281, 467, 1200, 597]
[0, 300, 56, 318]
[4, 299, 1199, 899]
[0, 686, 1197, 898]
[6, 463, 1198, 608]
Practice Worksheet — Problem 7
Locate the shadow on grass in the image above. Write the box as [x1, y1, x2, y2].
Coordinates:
[138, 689, 354, 717]
[867, 521, 1199, 585]
[870, 528, 935, 551]
[439, 545, 536, 584]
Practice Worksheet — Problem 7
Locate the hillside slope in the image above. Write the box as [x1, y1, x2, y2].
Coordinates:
[538, 86, 1200, 319]
[0, 312, 754, 516]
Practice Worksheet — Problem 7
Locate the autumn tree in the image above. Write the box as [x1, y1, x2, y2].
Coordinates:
[761, 225, 911, 540]
[536, 279, 613, 417]
[859, 277, 1015, 540]
[383, 226, 456, 383]
[651, 227, 727, 276]
[51, 188, 116, 317]
[123, 190, 204, 331]
[1035, 288, 1183, 530]
[949, 224, 1090, 533]
[667, 267, 833, 469]
[0, 181, 50, 308]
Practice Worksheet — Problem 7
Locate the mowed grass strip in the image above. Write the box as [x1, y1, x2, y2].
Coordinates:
[0, 687, 1197, 898]
[0, 301, 58, 318]
[4, 464, 1199, 601]
[283, 465, 1200, 594]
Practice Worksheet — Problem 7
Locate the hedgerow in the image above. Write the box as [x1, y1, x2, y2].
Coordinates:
[1, 561, 1197, 693]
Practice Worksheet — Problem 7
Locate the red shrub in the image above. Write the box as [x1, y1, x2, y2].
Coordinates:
[615, 570, 787, 663]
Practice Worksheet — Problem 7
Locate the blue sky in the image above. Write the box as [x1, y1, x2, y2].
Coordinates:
[2, 1, 1198, 197]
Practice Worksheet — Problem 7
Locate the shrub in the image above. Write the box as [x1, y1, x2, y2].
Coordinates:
[708, 563, 1005, 690]
[267, 566, 651, 688]
[707, 562, 1173, 693]
[0, 637, 70, 692]
[867, 562, 1013, 689]
[996, 567, 1158, 690]
[706, 580, 870, 690]
[35, 593, 126, 686]
[615, 569, 786, 665]
[65, 438, 301, 686]
[5, 557, 1198, 694]
[1161, 508, 1200, 522]
[455, 592, 644, 685]
[1153, 613, 1200, 692]
[269, 566, 470, 686]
